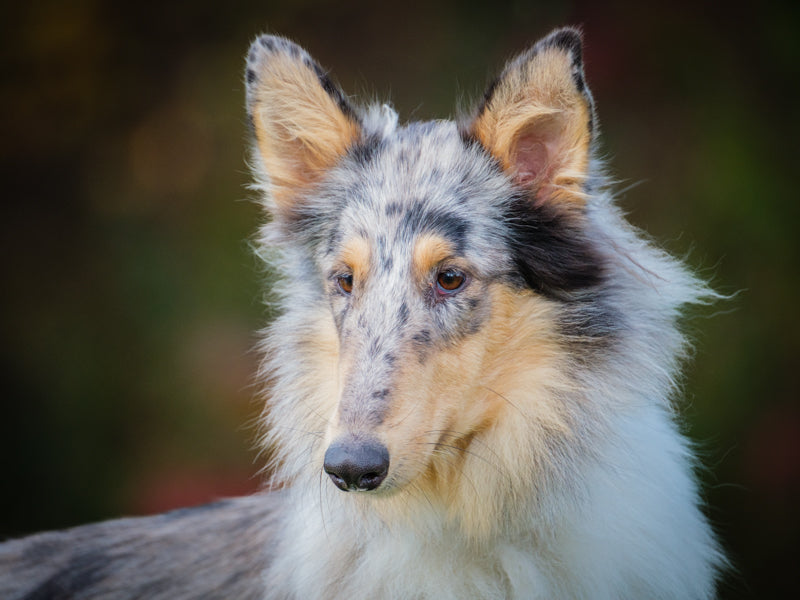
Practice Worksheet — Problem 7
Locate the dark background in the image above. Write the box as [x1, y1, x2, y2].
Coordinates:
[1, 1, 797, 597]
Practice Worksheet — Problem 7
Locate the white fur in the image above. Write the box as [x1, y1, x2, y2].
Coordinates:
[253, 193, 725, 599]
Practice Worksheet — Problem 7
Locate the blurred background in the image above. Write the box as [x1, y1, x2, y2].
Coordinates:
[1, 0, 797, 597]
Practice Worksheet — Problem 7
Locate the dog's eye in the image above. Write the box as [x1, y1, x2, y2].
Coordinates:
[336, 274, 354, 295]
[436, 269, 466, 293]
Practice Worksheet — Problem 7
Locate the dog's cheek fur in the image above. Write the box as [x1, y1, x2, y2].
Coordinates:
[371, 284, 582, 539]
[504, 196, 604, 298]
[258, 300, 342, 483]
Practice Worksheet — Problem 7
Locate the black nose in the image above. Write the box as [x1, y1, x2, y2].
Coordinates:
[323, 438, 390, 492]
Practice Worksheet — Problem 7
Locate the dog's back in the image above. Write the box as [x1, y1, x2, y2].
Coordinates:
[0, 495, 280, 599]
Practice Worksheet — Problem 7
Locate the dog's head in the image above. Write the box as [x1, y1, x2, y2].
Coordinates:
[246, 29, 609, 530]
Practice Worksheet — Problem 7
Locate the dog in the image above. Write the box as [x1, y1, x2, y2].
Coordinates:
[0, 28, 725, 599]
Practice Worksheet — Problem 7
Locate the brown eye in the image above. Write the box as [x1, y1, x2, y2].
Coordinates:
[436, 269, 466, 293]
[337, 274, 353, 295]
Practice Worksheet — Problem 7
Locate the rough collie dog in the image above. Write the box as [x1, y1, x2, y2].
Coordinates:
[0, 28, 725, 599]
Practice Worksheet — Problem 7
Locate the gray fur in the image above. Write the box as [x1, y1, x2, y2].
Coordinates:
[0, 495, 281, 599]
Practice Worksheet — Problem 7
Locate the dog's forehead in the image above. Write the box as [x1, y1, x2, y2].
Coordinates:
[328, 120, 512, 268]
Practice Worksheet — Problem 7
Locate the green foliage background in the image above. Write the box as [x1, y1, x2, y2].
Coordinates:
[1, 1, 797, 597]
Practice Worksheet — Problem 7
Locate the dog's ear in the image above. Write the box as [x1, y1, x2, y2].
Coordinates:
[246, 36, 362, 217]
[468, 28, 596, 214]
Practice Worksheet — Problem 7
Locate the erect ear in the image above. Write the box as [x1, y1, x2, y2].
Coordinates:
[245, 35, 362, 218]
[468, 28, 596, 214]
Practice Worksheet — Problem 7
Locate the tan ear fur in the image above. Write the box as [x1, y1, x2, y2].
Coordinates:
[470, 29, 595, 211]
[246, 36, 361, 216]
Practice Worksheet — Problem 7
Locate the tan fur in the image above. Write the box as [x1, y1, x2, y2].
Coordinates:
[332, 282, 576, 541]
[339, 236, 372, 285]
[427, 286, 576, 538]
[306, 232, 577, 540]
[412, 234, 456, 277]
[471, 48, 592, 210]
[249, 53, 361, 216]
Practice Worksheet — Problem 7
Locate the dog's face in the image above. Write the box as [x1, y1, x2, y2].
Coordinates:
[312, 125, 530, 494]
[246, 30, 605, 518]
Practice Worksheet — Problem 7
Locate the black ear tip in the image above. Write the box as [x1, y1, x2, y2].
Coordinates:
[247, 34, 276, 64]
[247, 34, 305, 69]
[255, 34, 278, 51]
[538, 27, 585, 63]
[245, 34, 307, 98]
[252, 34, 294, 54]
